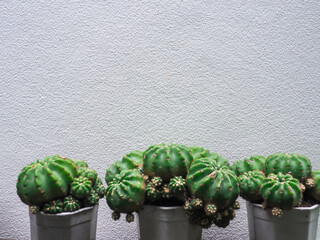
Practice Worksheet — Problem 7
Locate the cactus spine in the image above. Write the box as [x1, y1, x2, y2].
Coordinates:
[239, 170, 265, 202]
[231, 155, 266, 176]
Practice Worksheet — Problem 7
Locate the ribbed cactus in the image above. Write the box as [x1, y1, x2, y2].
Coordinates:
[189, 146, 210, 160]
[186, 157, 240, 210]
[16, 155, 78, 206]
[106, 169, 146, 214]
[63, 196, 81, 212]
[83, 190, 100, 207]
[70, 176, 93, 199]
[169, 176, 186, 194]
[306, 170, 320, 201]
[143, 143, 193, 182]
[239, 170, 265, 202]
[264, 153, 312, 182]
[79, 168, 98, 185]
[43, 199, 64, 214]
[261, 172, 302, 216]
[231, 155, 266, 176]
[105, 150, 144, 185]
[207, 152, 230, 167]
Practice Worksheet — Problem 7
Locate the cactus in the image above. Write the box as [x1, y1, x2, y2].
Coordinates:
[306, 170, 320, 201]
[16, 155, 78, 206]
[264, 153, 312, 182]
[63, 196, 81, 212]
[207, 152, 230, 167]
[43, 199, 64, 214]
[239, 170, 265, 202]
[94, 183, 106, 198]
[161, 184, 171, 199]
[29, 205, 40, 214]
[261, 172, 302, 216]
[189, 146, 210, 160]
[79, 168, 98, 185]
[143, 143, 193, 182]
[70, 176, 93, 199]
[186, 157, 240, 210]
[112, 211, 121, 220]
[83, 190, 100, 207]
[105, 150, 144, 185]
[126, 213, 135, 223]
[106, 169, 146, 213]
[231, 155, 266, 176]
[74, 160, 88, 172]
[146, 182, 161, 202]
[169, 176, 186, 194]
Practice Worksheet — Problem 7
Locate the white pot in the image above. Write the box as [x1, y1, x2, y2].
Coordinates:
[137, 205, 202, 240]
[246, 201, 319, 240]
[29, 204, 98, 240]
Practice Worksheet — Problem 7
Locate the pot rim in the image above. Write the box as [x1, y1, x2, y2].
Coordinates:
[249, 202, 320, 210]
[141, 204, 184, 211]
[37, 204, 97, 216]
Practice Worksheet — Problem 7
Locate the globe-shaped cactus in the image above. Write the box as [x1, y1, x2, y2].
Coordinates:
[16, 155, 78, 206]
[231, 155, 266, 176]
[264, 153, 312, 182]
[188, 146, 210, 160]
[261, 172, 302, 215]
[105, 150, 144, 185]
[63, 196, 81, 212]
[186, 157, 240, 210]
[143, 143, 193, 182]
[306, 170, 320, 201]
[239, 170, 265, 202]
[43, 199, 64, 214]
[106, 169, 146, 213]
[70, 176, 92, 199]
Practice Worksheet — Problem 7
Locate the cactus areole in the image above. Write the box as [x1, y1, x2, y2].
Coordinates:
[16, 155, 78, 206]
[186, 158, 240, 210]
[143, 143, 193, 182]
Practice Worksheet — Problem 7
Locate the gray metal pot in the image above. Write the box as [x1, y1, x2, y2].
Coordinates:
[29, 204, 98, 240]
[246, 201, 319, 240]
[137, 205, 202, 240]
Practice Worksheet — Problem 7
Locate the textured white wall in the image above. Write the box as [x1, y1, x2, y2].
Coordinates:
[1, 1, 320, 239]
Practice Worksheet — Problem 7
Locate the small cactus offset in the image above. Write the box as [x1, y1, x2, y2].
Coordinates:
[169, 176, 186, 194]
[306, 171, 320, 201]
[83, 190, 100, 207]
[105, 150, 144, 185]
[261, 172, 302, 215]
[239, 170, 265, 202]
[143, 143, 193, 181]
[63, 196, 81, 212]
[188, 146, 210, 160]
[16, 155, 78, 206]
[29, 205, 40, 214]
[264, 153, 312, 182]
[43, 199, 64, 214]
[105, 169, 146, 214]
[70, 176, 93, 199]
[231, 155, 266, 176]
[79, 168, 98, 186]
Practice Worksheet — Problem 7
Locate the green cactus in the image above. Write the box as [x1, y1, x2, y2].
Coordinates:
[70, 176, 93, 199]
[16, 155, 78, 206]
[231, 155, 266, 176]
[188, 146, 210, 160]
[74, 160, 88, 173]
[112, 211, 121, 220]
[169, 176, 186, 194]
[94, 183, 106, 198]
[106, 169, 146, 213]
[306, 170, 320, 201]
[146, 182, 161, 202]
[186, 157, 240, 210]
[204, 204, 217, 216]
[261, 172, 302, 215]
[29, 205, 40, 214]
[126, 213, 135, 223]
[207, 152, 230, 167]
[161, 184, 171, 199]
[63, 196, 81, 212]
[143, 143, 193, 182]
[264, 153, 312, 182]
[239, 170, 265, 202]
[105, 150, 144, 185]
[83, 190, 100, 207]
[43, 199, 64, 214]
[79, 168, 98, 185]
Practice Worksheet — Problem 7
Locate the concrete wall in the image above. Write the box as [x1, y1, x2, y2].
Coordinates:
[1, 1, 319, 239]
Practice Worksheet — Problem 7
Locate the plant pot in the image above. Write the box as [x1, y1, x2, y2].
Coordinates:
[246, 201, 319, 240]
[137, 205, 202, 240]
[29, 204, 98, 240]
